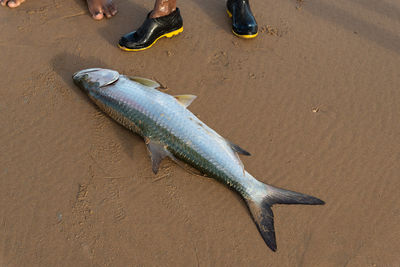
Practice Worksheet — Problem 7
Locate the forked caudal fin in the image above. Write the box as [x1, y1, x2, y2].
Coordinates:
[244, 184, 324, 252]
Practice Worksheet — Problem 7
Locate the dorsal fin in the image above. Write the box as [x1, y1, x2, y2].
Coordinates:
[129, 76, 160, 88]
[174, 95, 197, 108]
[226, 139, 251, 156]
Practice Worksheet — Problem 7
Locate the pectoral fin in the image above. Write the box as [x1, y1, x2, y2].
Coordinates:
[145, 138, 204, 176]
[173, 95, 197, 108]
[130, 76, 161, 88]
[226, 139, 251, 156]
[146, 139, 174, 174]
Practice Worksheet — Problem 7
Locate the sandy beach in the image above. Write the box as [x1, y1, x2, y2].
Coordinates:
[1, 0, 400, 266]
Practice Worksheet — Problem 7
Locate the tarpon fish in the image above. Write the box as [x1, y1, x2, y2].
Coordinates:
[73, 68, 324, 251]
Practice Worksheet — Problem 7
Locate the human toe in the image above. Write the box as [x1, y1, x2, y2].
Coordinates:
[6, 0, 25, 8]
[104, 7, 112, 18]
[108, 3, 117, 16]
[92, 11, 104, 20]
[88, 2, 105, 20]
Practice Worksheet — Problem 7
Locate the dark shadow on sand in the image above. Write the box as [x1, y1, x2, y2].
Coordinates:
[50, 52, 142, 160]
[72, 0, 89, 14]
[349, 0, 400, 23]
[98, 0, 148, 47]
[74, 0, 235, 46]
[50, 52, 111, 98]
[292, 0, 400, 55]
[188, 0, 232, 35]
[71, 0, 148, 46]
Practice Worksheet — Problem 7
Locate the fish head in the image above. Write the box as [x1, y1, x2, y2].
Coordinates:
[73, 68, 120, 93]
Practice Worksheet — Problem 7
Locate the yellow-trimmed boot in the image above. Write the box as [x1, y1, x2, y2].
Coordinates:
[118, 8, 183, 51]
[227, 0, 258, 38]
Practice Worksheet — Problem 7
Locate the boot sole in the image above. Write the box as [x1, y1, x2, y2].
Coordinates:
[118, 27, 183, 52]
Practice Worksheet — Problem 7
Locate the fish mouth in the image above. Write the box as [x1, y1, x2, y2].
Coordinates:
[73, 68, 120, 87]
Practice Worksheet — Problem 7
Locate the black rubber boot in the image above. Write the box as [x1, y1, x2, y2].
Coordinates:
[226, 0, 258, 38]
[118, 8, 183, 51]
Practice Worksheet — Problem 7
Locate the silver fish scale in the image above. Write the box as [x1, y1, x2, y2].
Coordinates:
[74, 69, 325, 252]
[92, 76, 264, 198]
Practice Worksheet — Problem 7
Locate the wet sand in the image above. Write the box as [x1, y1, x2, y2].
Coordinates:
[1, 0, 400, 266]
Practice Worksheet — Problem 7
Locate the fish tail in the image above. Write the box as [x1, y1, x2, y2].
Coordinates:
[244, 183, 324, 252]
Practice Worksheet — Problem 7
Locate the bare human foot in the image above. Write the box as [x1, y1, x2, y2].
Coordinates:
[87, 0, 117, 20]
[0, 0, 25, 8]
[0, 0, 117, 21]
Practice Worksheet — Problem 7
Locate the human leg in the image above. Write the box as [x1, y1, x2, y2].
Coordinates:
[150, 0, 176, 18]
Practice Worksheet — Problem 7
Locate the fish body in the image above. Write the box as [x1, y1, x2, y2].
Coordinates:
[73, 68, 324, 251]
